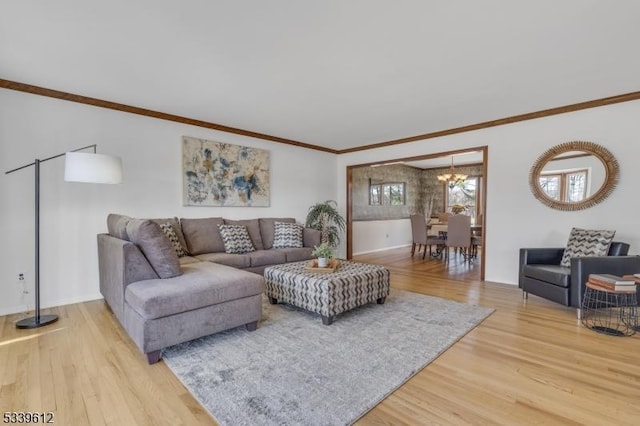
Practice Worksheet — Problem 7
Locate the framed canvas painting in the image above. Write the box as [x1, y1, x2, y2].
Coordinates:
[182, 136, 270, 206]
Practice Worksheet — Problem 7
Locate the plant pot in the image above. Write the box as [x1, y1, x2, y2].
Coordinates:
[317, 257, 329, 268]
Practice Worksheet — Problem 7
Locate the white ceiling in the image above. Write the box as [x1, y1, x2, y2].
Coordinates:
[2, 1, 640, 152]
[404, 151, 484, 169]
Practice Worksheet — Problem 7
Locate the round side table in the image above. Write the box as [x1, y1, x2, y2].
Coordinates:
[581, 281, 637, 336]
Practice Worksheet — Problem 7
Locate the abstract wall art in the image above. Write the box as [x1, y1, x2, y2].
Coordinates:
[182, 136, 270, 206]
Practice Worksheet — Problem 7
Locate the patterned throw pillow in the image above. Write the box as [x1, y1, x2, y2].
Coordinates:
[160, 223, 189, 257]
[560, 228, 616, 267]
[218, 224, 256, 254]
[273, 222, 303, 249]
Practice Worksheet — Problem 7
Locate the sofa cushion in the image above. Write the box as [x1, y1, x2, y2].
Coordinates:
[560, 228, 616, 267]
[124, 262, 264, 320]
[195, 252, 252, 269]
[218, 224, 256, 254]
[107, 213, 132, 240]
[248, 249, 287, 267]
[522, 264, 571, 288]
[277, 247, 314, 263]
[224, 219, 264, 250]
[259, 217, 296, 249]
[303, 228, 322, 248]
[126, 219, 182, 279]
[181, 217, 225, 255]
[178, 255, 201, 265]
[273, 222, 304, 249]
[159, 223, 189, 257]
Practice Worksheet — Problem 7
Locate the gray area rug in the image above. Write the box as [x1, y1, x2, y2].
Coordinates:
[162, 289, 494, 426]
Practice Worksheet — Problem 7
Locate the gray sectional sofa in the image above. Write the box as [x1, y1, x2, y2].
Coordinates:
[98, 214, 321, 363]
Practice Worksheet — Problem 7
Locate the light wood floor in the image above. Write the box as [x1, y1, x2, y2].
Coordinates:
[2, 248, 639, 425]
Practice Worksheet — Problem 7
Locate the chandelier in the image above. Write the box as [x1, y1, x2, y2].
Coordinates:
[437, 156, 467, 188]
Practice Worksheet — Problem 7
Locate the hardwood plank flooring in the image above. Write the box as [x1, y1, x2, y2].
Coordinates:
[1, 247, 639, 425]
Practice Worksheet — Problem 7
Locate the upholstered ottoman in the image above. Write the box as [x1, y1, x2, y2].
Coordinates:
[264, 260, 390, 325]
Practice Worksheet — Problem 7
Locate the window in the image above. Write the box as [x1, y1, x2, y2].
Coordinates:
[369, 184, 381, 205]
[539, 174, 561, 200]
[369, 182, 405, 205]
[383, 183, 405, 205]
[539, 169, 587, 202]
[445, 177, 479, 220]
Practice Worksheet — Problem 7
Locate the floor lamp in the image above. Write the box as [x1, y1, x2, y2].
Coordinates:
[5, 144, 122, 329]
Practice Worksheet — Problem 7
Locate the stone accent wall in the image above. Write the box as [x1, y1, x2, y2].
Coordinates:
[352, 163, 483, 221]
[351, 165, 421, 220]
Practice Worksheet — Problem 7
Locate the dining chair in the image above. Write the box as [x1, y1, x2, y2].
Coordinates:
[445, 214, 473, 261]
[411, 214, 445, 259]
[438, 212, 453, 223]
[410, 214, 427, 257]
[473, 213, 483, 237]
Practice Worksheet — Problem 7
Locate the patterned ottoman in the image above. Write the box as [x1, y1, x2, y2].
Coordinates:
[264, 260, 390, 325]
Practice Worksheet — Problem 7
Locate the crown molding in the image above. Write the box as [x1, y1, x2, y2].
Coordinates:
[2, 78, 639, 155]
[0, 78, 338, 154]
[338, 91, 640, 154]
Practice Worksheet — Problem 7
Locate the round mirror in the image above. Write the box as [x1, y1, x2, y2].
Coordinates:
[529, 141, 619, 211]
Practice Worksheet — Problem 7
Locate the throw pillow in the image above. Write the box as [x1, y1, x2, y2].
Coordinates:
[107, 213, 132, 240]
[560, 227, 616, 267]
[159, 223, 189, 257]
[273, 222, 303, 249]
[218, 224, 256, 254]
[126, 219, 182, 278]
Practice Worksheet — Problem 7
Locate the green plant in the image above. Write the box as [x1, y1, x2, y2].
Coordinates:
[305, 200, 346, 248]
[311, 242, 333, 259]
[451, 204, 467, 214]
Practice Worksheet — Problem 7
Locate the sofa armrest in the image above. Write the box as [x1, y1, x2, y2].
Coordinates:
[98, 234, 158, 323]
[570, 256, 640, 308]
[519, 248, 565, 288]
[303, 228, 321, 248]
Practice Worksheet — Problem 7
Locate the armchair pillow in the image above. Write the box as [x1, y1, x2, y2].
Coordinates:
[560, 228, 616, 267]
[273, 222, 304, 248]
[218, 224, 256, 254]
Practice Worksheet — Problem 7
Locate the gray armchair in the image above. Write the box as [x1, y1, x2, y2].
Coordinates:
[519, 242, 640, 317]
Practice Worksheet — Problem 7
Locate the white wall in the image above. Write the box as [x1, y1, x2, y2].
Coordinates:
[3, 90, 638, 315]
[352, 219, 412, 255]
[0, 90, 337, 315]
[338, 100, 640, 285]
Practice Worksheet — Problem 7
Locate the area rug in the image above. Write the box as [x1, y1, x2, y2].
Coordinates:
[162, 290, 494, 426]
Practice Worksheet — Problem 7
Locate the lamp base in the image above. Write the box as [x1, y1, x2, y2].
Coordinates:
[16, 314, 59, 329]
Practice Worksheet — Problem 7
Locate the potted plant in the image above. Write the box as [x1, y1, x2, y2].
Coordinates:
[305, 200, 346, 248]
[311, 242, 333, 268]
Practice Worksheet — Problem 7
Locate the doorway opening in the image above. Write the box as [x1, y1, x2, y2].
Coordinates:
[346, 146, 488, 280]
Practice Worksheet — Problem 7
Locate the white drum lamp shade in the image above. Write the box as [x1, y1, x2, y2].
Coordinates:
[64, 152, 123, 184]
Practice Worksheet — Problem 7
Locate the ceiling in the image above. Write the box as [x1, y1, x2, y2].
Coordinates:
[404, 151, 483, 169]
[2, 1, 640, 152]
[372, 150, 483, 170]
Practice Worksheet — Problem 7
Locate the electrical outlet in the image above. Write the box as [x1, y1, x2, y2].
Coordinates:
[17, 273, 29, 294]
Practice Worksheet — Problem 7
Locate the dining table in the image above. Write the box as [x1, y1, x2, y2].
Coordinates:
[427, 222, 482, 236]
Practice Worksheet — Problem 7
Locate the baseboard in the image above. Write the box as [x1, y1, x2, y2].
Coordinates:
[0, 304, 28, 317]
[0, 293, 104, 317]
[353, 244, 411, 256]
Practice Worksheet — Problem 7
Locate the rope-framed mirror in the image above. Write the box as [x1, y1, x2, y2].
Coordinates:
[529, 141, 619, 211]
